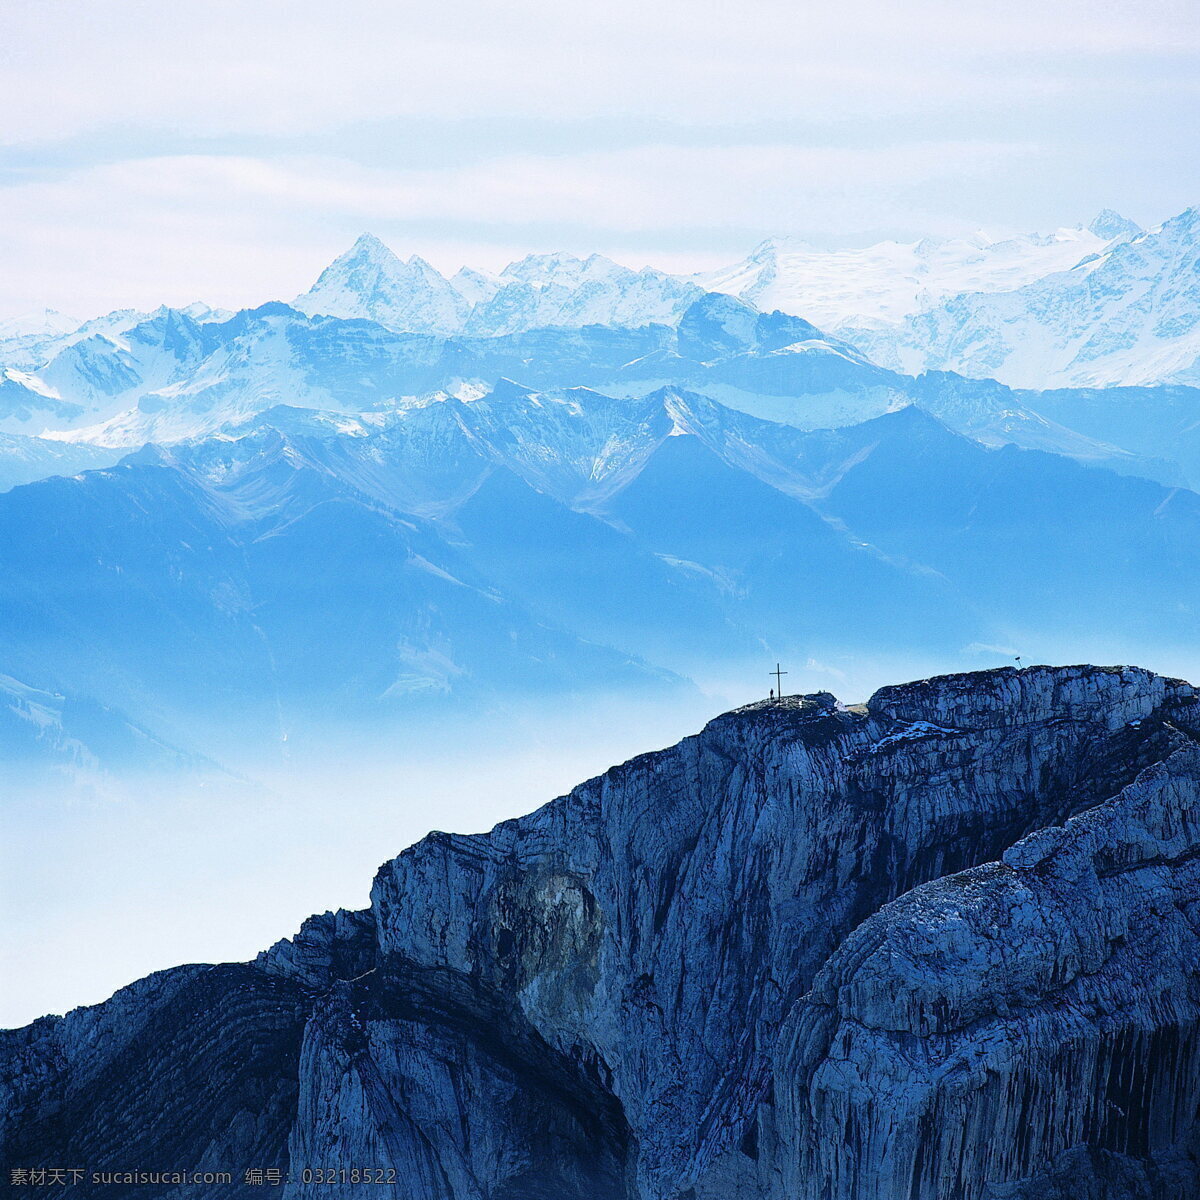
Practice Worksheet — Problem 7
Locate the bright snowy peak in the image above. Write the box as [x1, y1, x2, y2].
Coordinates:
[6, 208, 1199, 391]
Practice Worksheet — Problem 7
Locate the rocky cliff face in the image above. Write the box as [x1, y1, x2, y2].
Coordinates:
[4, 665, 1200, 1199]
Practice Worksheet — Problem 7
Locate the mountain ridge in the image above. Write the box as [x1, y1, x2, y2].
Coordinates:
[5, 664, 1198, 1199]
[8, 207, 1192, 400]
[1, 289, 1185, 493]
[4, 388, 1200, 771]
[855, 207, 1200, 387]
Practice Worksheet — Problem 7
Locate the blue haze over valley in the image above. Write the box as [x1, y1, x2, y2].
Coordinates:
[4, 214, 1200, 1023]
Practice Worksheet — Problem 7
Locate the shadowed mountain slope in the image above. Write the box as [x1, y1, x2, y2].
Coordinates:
[4, 390, 1200, 767]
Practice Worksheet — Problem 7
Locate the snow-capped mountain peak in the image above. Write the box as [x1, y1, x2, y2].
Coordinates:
[1087, 209, 1144, 241]
[0, 309, 80, 341]
[498, 251, 627, 287]
[7, 206, 1200, 429]
[500, 250, 583, 281]
[694, 222, 1131, 333]
[295, 239, 699, 337]
[853, 205, 1200, 387]
[294, 233, 468, 335]
[462, 251, 699, 335]
[449, 266, 503, 307]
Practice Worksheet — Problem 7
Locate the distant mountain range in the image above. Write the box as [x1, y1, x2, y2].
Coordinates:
[5, 206, 1198, 392]
[0, 284, 1192, 482]
[693, 211, 1141, 330]
[295, 234, 702, 337]
[3, 372, 1200, 774]
[2, 216, 1200, 776]
[855, 208, 1200, 388]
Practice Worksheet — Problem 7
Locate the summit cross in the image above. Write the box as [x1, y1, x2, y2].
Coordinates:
[771, 663, 787, 697]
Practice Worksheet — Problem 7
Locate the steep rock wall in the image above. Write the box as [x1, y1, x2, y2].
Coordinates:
[3, 665, 1198, 1199]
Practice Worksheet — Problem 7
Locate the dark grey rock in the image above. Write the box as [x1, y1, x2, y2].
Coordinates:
[3, 665, 1199, 1198]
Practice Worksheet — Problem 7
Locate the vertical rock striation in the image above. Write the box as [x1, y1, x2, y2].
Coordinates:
[3, 666, 1199, 1198]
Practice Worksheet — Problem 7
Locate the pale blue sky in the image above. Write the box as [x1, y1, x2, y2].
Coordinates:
[1, 0, 1198, 315]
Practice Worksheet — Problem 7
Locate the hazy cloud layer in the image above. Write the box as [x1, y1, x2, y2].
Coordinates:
[2, 0, 1198, 314]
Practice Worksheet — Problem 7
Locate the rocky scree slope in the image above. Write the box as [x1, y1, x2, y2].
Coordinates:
[3, 665, 1200, 1199]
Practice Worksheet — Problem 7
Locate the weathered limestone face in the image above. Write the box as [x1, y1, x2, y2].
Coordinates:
[4, 665, 1199, 1199]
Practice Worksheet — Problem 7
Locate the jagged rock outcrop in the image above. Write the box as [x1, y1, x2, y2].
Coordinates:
[4, 665, 1200, 1198]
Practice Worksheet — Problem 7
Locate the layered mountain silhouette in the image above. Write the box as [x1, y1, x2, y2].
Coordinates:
[1, 231, 1200, 776]
[2, 381, 1200, 770]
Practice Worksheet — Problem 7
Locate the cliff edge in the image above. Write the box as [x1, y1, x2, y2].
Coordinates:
[4, 665, 1199, 1199]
